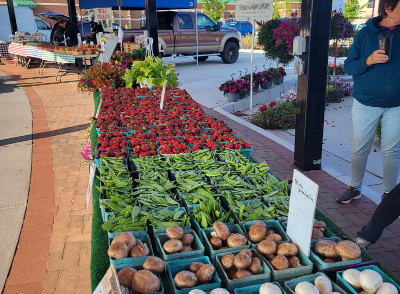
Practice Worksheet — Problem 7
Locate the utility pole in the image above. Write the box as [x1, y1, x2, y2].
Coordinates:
[145, 0, 159, 57]
[6, 0, 17, 34]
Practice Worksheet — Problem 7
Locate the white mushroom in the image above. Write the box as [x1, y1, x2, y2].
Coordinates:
[259, 283, 282, 294]
[342, 269, 362, 290]
[314, 276, 333, 294]
[376, 283, 398, 294]
[360, 269, 383, 293]
[295, 282, 319, 294]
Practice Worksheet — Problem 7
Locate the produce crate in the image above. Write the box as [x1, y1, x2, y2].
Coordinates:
[166, 256, 221, 294]
[108, 232, 154, 268]
[284, 272, 347, 294]
[242, 220, 290, 247]
[115, 265, 164, 294]
[234, 281, 286, 294]
[281, 220, 336, 240]
[336, 265, 400, 294]
[215, 249, 271, 292]
[150, 207, 191, 237]
[255, 244, 313, 282]
[155, 229, 205, 261]
[310, 237, 362, 270]
[240, 147, 252, 159]
[201, 224, 251, 263]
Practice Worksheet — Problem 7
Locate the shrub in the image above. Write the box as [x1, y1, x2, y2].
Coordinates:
[240, 35, 263, 50]
[327, 63, 345, 75]
[329, 45, 350, 57]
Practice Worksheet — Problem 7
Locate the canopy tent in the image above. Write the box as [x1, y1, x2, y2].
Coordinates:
[79, 0, 197, 10]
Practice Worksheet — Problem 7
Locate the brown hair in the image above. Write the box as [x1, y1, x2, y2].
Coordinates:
[378, 0, 400, 17]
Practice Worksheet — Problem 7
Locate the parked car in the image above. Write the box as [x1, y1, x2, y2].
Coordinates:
[124, 11, 241, 64]
[222, 21, 253, 36]
[0, 6, 52, 41]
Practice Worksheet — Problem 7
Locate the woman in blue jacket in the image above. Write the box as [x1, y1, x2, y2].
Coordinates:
[338, 0, 400, 203]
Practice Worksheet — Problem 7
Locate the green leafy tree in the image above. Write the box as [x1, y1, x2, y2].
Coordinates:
[202, 0, 229, 22]
[344, 0, 368, 19]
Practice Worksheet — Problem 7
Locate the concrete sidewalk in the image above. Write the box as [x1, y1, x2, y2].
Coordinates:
[0, 72, 32, 292]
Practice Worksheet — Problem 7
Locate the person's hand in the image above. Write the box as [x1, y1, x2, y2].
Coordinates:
[366, 49, 388, 66]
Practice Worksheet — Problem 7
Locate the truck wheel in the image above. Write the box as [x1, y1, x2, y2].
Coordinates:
[221, 42, 239, 64]
[194, 56, 208, 61]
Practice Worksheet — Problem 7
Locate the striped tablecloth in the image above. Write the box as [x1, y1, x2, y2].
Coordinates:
[27, 46, 43, 59]
[8, 42, 28, 57]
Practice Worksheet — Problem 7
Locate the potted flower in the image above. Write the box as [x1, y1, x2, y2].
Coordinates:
[259, 71, 273, 89]
[278, 67, 286, 83]
[236, 78, 250, 98]
[270, 68, 282, 85]
[219, 80, 240, 102]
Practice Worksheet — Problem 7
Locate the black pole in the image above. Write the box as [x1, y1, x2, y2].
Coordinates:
[145, 0, 159, 57]
[294, 0, 332, 171]
[7, 0, 18, 35]
[67, 0, 78, 24]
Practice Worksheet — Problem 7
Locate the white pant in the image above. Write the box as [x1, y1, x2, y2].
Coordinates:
[351, 99, 400, 192]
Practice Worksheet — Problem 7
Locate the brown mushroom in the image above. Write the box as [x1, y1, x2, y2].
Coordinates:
[182, 246, 193, 252]
[270, 255, 289, 270]
[239, 248, 252, 258]
[210, 237, 223, 249]
[267, 230, 276, 235]
[288, 256, 302, 268]
[276, 243, 298, 257]
[195, 264, 215, 283]
[248, 257, 263, 275]
[132, 270, 161, 293]
[265, 234, 283, 242]
[248, 221, 268, 243]
[182, 234, 194, 246]
[163, 239, 183, 254]
[323, 258, 334, 263]
[130, 243, 150, 257]
[118, 267, 137, 289]
[334, 240, 361, 260]
[232, 270, 252, 279]
[143, 256, 164, 274]
[189, 262, 205, 273]
[108, 242, 129, 259]
[174, 271, 197, 289]
[315, 240, 338, 258]
[227, 233, 247, 248]
[112, 232, 137, 249]
[257, 240, 277, 255]
[213, 222, 230, 240]
[221, 253, 235, 270]
[166, 226, 184, 240]
[313, 221, 327, 232]
[233, 253, 252, 270]
[312, 228, 324, 239]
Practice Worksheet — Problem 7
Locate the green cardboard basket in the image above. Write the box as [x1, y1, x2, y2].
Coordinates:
[310, 237, 362, 270]
[234, 281, 287, 294]
[242, 220, 290, 248]
[336, 265, 400, 294]
[166, 256, 221, 294]
[255, 243, 313, 282]
[201, 224, 251, 263]
[215, 249, 271, 292]
[284, 272, 347, 294]
[115, 265, 164, 294]
[108, 232, 154, 268]
[155, 229, 205, 261]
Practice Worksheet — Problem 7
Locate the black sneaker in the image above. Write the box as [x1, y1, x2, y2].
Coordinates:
[382, 192, 389, 200]
[337, 187, 361, 203]
[355, 237, 371, 250]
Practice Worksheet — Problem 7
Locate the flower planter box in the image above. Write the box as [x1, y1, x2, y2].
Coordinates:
[226, 92, 239, 102]
[273, 77, 282, 85]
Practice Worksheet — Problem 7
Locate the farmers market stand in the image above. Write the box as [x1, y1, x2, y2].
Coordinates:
[90, 88, 400, 293]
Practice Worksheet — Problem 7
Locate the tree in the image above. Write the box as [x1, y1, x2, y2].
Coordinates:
[344, 0, 368, 19]
[202, 0, 229, 22]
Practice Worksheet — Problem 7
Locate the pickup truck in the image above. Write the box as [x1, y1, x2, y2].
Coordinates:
[124, 11, 242, 64]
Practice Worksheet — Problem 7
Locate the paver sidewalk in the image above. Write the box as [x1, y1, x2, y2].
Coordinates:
[0, 63, 93, 293]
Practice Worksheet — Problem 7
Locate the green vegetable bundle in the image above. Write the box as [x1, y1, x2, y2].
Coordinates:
[132, 156, 170, 171]
[265, 197, 289, 218]
[165, 154, 193, 171]
[193, 193, 231, 229]
[102, 205, 148, 232]
[148, 207, 190, 229]
[222, 189, 261, 202]
[230, 201, 275, 221]
[247, 173, 289, 197]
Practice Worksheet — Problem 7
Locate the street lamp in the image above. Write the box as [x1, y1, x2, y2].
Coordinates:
[140, 12, 146, 28]
[228, 14, 234, 23]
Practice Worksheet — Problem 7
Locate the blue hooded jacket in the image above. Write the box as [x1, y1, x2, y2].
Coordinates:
[344, 17, 400, 107]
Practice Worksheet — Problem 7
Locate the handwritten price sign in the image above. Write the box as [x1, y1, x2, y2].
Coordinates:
[236, 0, 273, 21]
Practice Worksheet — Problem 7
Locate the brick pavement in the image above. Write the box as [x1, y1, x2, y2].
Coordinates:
[0, 62, 399, 294]
[0, 63, 93, 293]
[203, 106, 400, 279]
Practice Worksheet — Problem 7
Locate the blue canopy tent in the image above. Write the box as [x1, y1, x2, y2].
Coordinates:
[79, 0, 198, 57]
[79, 0, 197, 10]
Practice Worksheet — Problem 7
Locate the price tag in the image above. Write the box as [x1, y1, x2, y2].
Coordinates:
[286, 169, 319, 257]
[86, 160, 96, 210]
[93, 265, 122, 294]
[160, 81, 167, 110]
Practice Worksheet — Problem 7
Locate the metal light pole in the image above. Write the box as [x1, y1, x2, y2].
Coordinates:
[67, 0, 78, 24]
[6, 0, 17, 34]
[145, 0, 159, 57]
[294, 0, 333, 171]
